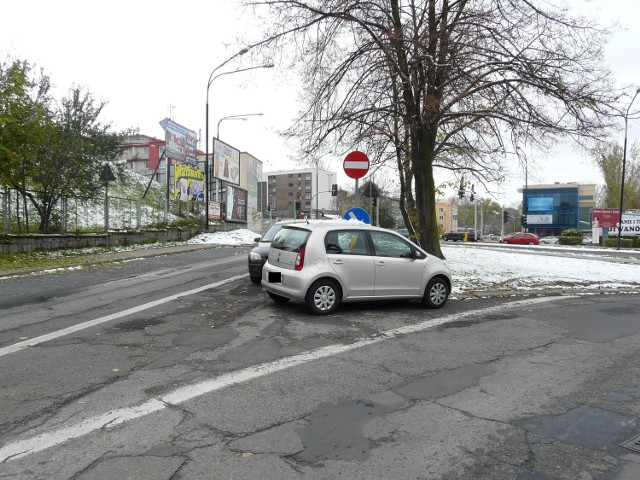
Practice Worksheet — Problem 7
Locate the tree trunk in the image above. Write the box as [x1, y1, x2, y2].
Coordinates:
[414, 132, 444, 259]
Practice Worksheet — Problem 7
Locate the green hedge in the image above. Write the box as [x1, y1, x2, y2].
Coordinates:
[604, 237, 635, 248]
[558, 236, 583, 245]
[559, 229, 583, 245]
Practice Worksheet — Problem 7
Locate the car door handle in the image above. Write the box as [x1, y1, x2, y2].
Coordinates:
[376, 261, 385, 266]
[333, 260, 344, 265]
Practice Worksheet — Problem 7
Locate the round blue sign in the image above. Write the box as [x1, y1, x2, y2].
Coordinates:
[343, 207, 371, 224]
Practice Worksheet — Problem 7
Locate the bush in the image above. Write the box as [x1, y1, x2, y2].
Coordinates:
[559, 229, 583, 245]
[604, 237, 634, 248]
[625, 236, 640, 248]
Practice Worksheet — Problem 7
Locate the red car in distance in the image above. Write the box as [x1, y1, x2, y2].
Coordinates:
[499, 232, 540, 245]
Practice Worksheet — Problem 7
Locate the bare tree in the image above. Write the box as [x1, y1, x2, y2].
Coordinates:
[243, 0, 618, 257]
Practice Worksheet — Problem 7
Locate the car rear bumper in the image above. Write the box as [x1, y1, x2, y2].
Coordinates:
[262, 265, 309, 302]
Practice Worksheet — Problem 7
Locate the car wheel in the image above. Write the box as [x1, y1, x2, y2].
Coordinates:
[306, 279, 341, 315]
[528, 241, 535, 245]
[267, 291, 290, 304]
[250, 274, 262, 284]
[422, 277, 449, 309]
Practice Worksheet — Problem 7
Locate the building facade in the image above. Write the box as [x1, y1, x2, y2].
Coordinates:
[263, 168, 338, 219]
[522, 182, 596, 235]
[436, 199, 458, 233]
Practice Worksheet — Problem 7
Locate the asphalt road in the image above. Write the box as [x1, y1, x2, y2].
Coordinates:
[1, 246, 639, 479]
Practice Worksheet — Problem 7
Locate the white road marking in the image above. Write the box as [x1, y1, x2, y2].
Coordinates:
[0, 274, 247, 358]
[0, 296, 569, 463]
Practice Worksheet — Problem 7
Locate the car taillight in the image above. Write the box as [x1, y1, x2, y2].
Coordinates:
[295, 245, 306, 271]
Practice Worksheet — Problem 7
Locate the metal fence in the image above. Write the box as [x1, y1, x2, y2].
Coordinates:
[1, 189, 205, 235]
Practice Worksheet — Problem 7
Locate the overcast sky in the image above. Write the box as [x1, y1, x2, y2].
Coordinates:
[2, 0, 639, 207]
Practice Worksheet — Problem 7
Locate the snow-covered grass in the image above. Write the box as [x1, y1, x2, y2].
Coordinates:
[442, 244, 639, 295]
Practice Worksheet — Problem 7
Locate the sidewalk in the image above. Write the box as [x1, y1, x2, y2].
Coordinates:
[0, 243, 232, 278]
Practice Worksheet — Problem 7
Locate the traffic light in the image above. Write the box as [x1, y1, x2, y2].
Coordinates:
[266, 204, 271, 212]
[372, 197, 377, 207]
[503, 210, 510, 224]
[331, 184, 338, 196]
[457, 177, 465, 199]
[521, 214, 527, 227]
[469, 185, 475, 202]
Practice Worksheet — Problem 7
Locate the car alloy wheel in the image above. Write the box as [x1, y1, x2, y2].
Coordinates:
[422, 277, 449, 309]
[306, 279, 340, 315]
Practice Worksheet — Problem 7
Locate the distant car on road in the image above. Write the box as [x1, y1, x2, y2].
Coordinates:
[397, 228, 410, 238]
[443, 228, 479, 242]
[499, 232, 540, 245]
[540, 236, 559, 245]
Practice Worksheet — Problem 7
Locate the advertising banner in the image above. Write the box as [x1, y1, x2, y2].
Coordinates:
[528, 197, 553, 212]
[208, 201, 221, 220]
[592, 208, 621, 229]
[159, 118, 198, 167]
[527, 214, 552, 225]
[174, 163, 205, 202]
[225, 185, 247, 222]
[213, 139, 240, 185]
[607, 214, 640, 236]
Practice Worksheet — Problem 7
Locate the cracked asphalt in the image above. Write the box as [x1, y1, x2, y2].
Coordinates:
[0, 244, 639, 479]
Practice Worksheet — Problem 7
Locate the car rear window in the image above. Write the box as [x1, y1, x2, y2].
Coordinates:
[271, 227, 310, 252]
[260, 224, 284, 242]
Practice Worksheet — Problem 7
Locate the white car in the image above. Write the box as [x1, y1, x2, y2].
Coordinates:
[540, 236, 559, 244]
[262, 222, 452, 315]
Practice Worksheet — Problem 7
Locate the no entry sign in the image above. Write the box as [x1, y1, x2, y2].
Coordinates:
[343, 151, 370, 179]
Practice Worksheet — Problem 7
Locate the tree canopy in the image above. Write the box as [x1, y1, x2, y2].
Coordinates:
[592, 141, 639, 211]
[1, 57, 122, 232]
[243, 0, 620, 257]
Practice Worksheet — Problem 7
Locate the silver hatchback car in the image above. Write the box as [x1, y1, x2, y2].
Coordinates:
[262, 222, 452, 315]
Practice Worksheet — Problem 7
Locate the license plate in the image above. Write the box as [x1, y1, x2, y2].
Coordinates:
[268, 272, 282, 283]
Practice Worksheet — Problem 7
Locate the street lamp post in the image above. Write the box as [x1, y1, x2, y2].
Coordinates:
[217, 113, 263, 138]
[205, 54, 273, 230]
[617, 88, 640, 250]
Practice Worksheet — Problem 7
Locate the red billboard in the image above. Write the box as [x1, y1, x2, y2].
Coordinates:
[592, 208, 620, 228]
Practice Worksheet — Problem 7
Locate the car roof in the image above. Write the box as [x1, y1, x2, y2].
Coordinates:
[281, 220, 392, 233]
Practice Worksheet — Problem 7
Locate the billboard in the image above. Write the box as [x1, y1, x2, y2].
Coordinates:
[527, 214, 552, 225]
[213, 138, 240, 185]
[208, 201, 221, 220]
[592, 208, 620, 228]
[174, 163, 205, 202]
[528, 196, 553, 212]
[607, 214, 640, 236]
[225, 185, 247, 222]
[159, 118, 198, 167]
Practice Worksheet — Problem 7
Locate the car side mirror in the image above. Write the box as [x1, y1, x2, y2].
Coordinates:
[413, 250, 425, 259]
[254, 237, 261, 243]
